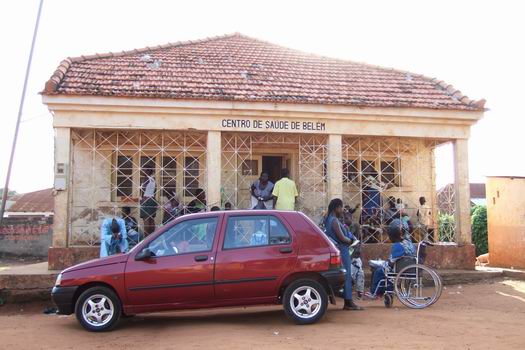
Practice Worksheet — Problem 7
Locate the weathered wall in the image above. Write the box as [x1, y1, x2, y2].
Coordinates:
[0, 217, 53, 257]
[47, 243, 475, 270]
[487, 177, 525, 269]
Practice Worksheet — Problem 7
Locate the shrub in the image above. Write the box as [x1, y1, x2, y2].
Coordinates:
[471, 205, 488, 256]
[438, 213, 455, 242]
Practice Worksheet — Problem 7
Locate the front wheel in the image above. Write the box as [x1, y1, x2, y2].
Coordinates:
[75, 286, 122, 332]
[283, 279, 328, 325]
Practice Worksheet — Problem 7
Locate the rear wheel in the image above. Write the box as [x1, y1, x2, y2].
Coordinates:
[75, 286, 122, 332]
[394, 264, 442, 309]
[283, 279, 328, 325]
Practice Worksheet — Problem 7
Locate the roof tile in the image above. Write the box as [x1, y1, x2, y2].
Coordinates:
[43, 33, 484, 110]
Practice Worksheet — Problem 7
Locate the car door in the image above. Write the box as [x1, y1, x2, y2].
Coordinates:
[214, 213, 298, 300]
[125, 216, 220, 307]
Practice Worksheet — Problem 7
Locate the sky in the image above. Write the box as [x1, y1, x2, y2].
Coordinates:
[0, 0, 523, 194]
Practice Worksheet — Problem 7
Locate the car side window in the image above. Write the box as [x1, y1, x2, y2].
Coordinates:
[148, 217, 218, 257]
[224, 216, 291, 249]
[269, 217, 291, 245]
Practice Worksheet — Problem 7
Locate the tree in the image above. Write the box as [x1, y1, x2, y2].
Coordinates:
[471, 205, 488, 256]
[0, 188, 17, 197]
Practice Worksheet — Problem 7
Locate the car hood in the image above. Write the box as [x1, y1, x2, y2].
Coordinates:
[62, 253, 129, 273]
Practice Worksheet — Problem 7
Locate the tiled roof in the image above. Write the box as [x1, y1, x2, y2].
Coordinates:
[43, 33, 485, 111]
[7, 188, 54, 213]
[470, 183, 486, 199]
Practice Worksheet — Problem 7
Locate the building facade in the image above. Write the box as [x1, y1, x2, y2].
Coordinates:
[487, 176, 525, 269]
[42, 34, 484, 268]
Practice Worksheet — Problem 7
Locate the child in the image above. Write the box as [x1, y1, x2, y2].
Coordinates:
[341, 214, 365, 300]
[350, 241, 365, 299]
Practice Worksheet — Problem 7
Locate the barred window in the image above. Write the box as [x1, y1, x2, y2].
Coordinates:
[116, 155, 133, 197]
[184, 156, 200, 196]
[161, 156, 177, 198]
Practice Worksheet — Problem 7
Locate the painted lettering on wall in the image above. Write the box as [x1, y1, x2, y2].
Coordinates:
[0, 219, 52, 241]
[221, 119, 326, 131]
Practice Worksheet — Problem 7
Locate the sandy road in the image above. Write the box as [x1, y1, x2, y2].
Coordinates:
[1, 279, 524, 350]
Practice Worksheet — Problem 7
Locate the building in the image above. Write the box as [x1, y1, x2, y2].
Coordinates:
[4, 188, 54, 218]
[42, 33, 485, 269]
[486, 176, 525, 269]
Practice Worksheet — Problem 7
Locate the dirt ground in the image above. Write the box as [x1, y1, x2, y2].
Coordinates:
[0, 279, 524, 350]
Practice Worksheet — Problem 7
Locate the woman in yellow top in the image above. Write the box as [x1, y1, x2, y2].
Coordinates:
[272, 168, 298, 210]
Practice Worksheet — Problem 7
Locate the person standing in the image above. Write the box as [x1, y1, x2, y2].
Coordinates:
[100, 217, 128, 257]
[140, 168, 157, 236]
[324, 198, 363, 310]
[251, 171, 274, 209]
[272, 168, 298, 211]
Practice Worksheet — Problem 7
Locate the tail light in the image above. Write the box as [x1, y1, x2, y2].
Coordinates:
[330, 253, 341, 268]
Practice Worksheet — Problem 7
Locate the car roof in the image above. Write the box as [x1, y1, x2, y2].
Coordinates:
[179, 210, 301, 218]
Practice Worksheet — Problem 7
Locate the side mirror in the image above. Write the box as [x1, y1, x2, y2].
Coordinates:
[135, 248, 154, 261]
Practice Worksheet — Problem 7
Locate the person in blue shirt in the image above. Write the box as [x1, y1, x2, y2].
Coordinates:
[324, 198, 364, 311]
[367, 220, 416, 297]
[100, 217, 129, 258]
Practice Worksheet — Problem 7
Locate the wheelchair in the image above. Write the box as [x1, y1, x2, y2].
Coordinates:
[368, 241, 443, 309]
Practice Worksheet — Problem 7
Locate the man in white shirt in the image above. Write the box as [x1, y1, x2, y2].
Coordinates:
[140, 168, 157, 236]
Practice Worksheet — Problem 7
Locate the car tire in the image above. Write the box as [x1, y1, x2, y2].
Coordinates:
[283, 279, 328, 325]
[75, 286, 122, 332]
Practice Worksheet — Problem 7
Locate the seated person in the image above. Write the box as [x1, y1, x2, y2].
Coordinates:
[366, 220, 416, 298]
[163, 193, 183, 224]
[384, 196, 400, 224]
[122, 206, 142, 246]
[100, 217, 129, 257]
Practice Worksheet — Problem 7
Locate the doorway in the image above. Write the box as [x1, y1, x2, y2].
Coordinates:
[262, 156, 283, 184]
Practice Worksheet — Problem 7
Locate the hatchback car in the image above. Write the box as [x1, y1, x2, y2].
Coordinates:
[51, 210, 345, 331]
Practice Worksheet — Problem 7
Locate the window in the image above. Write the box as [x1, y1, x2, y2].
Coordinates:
[380, 159, 400, 187]
[184, 156, 200, 196]
[269, 217, 291, 245]
[343, 159, 358, 184]
[116, 155, 133, 197]
[224, 216, 291, 249]
[148, 217, 218, 257]
[161, 156, 177, 198]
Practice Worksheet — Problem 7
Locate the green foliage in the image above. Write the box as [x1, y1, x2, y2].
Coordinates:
[0, 188, 17, 197]
[471, 205, 488, 256]
[438, 213, 455, 242]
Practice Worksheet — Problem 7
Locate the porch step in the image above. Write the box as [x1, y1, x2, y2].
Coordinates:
[0, 262, 59, 303]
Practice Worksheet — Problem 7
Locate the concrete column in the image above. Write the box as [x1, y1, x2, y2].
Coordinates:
[52, 127, 71, 248]
[327, 134, 343, 200]
[206, 131, 222, 208]
[453, 139, 472, 244]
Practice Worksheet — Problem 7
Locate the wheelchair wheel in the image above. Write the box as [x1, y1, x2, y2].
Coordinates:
[384, 294, 393, 308]
[394, 264, 442, 309]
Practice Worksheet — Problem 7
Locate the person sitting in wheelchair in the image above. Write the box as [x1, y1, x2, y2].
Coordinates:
[366, 218, 416, 299]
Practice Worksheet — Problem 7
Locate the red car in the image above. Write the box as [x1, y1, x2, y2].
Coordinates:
[51, 210, 345, 331]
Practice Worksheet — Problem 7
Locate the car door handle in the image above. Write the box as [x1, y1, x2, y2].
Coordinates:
[279, 247, 293, 254]
[194, 255, 208, 262]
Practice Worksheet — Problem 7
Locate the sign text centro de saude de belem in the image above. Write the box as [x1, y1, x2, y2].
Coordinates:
[221, 118, 326, 132]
